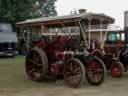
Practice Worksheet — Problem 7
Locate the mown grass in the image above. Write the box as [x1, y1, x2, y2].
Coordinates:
[0, 55, 127, 91]
[0, 56, 52, 89]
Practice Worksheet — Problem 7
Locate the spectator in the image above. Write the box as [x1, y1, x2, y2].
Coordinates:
[90, 39, 99, 50]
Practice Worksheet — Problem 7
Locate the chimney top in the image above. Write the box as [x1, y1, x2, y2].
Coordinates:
[78, 9, 87, 13]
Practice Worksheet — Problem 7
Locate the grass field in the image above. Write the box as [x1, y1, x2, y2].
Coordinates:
[0, 56, 51, 96]
[0, 56, 54, 90]
[1, 56, 128, 96]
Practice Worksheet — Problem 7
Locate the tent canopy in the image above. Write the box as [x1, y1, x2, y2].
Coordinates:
[16, 12, 114, 27]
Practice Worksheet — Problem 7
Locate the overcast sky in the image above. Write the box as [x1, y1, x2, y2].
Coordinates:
[55, 0, 128, 28]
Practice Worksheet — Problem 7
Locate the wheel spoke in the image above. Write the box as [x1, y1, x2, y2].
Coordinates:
[67, 74, 81, 82]
[95, 68, 103, 74]
[27, 59, 36, 65]
[27, 64, 35, 69]
[74, 63, 78, 69]
[36, 68, 42, 73]
[73, 67, 80, 73]
[94, 73, 100, 82]
[36, 55, 40, 62]
[87, 69, 94, 75]
[64, 71, 71, 76]
[87, 70, 95, 79]
[66, 62, 73, 72]
[89, 72, 100, 83]
[28, 68, 36, 75]
[66, 64, 72, 72]
[70, 62, 73, 71]
[86, 58, 105, 85]
[33, 54, 40, 63]
[64, 58, 85, 87]
[36, 63, 42, 67]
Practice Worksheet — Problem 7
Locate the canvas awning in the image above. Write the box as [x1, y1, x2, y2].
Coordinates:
[16, 12, 114, 27]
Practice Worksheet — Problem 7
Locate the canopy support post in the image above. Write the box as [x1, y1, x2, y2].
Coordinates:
[102, 30, 108, 54]
[88, 19, 91, 49]
[19, 26, 28, 51]
[27, 27, 30, 52]
[78, 21, 88, 48]
[100, 19, 103, 49]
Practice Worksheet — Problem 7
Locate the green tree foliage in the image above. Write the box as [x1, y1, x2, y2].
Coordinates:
[0, 0, 57, 23]
[40, 0, 57, 17]
[32, 0, 57, 17]
[0, 0, 33, 23]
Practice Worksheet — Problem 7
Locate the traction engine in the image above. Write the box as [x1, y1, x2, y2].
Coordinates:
[25, 35, 106, 88]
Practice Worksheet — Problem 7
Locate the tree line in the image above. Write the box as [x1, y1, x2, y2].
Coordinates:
[0, 0, 57, 24]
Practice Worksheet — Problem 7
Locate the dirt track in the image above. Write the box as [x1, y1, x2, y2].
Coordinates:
[1, 76, 128, 96]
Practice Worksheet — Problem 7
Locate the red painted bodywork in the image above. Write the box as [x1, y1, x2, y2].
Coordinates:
[35, 36, 73, 77]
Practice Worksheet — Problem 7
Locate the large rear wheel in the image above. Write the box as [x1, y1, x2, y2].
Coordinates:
[86, 57, 106, 86]
[64, 58, 85, 88]
[25, 47, 48, 81]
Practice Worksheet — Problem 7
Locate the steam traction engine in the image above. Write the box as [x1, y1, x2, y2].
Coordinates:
[25, 35, 106, 88]
[16, 12, 114, 88]
[90, 11, 128, 78]
[119, 11, 128, 72]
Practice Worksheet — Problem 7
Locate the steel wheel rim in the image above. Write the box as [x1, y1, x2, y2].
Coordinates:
[64, 60, 83, 87]
[86, 60, 104, 83]
[111, 63, 122, 77]
[26, 50, 43, 81]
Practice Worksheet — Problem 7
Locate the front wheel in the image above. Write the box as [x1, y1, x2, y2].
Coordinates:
[110, 61, 124, 78]
[64, 58, 85, 88]
[86, 56, 106, 86]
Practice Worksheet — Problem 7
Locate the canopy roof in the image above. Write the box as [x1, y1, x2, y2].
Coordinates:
[16, 12, 115, 27]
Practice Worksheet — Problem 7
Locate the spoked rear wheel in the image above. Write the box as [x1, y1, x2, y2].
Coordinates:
[64, 58, 85, 88]
[25, 47, 48, 81]
[86, 57, 106, 86]
[110, 61, 124, 78]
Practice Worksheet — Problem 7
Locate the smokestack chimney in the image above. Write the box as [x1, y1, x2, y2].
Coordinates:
[78, 9, 87, 13]
[124, 11, 128, 48]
